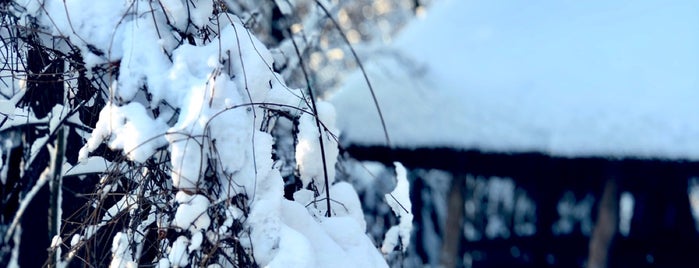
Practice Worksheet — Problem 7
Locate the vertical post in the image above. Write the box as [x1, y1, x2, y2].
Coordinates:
[441, 174, 465, 268]
[587, 178, 618, 268]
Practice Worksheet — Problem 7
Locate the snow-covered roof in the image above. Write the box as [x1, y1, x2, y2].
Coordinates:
[330, 0, 699, 160]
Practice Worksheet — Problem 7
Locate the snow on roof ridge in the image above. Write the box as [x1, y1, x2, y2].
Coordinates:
[330, 0, 699, 160]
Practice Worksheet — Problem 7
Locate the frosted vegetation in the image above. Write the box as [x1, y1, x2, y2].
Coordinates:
[0, 0, 413, 267]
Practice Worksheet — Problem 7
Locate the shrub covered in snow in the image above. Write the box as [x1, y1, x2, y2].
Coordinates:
[0, 0, 412, 267]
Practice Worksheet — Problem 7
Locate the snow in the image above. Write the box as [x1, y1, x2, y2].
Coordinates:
[172, 192, 211, 231]
[159, 0, 213, 30]
[327, 182, 367, 230]
[168, 235, 190, 267]
[279, 199, 388, 268]
[50, 235, 61, 249]
[157, 258, 170, 268]
[70, 234, 81, 247]
[62, 156, 110, 177]
[295, 101, 340, 194]
[188, 231, 204, 252]
[320, 216, 386, 267]
[117, 17, 173, 103]
[265, 225, 314, 268]
[31, 0, 129, 66]
[1, 104, 66, 151]
[110, 232, 137, 268]
[382, 162, 413, 253]
[79, 102, 169, 163]
[11, 0, 392, 266]
[102, 194, 137, 223]
[619, 191, 635, 236]
[380, 226, 400, 254]
[330, 0, 699, 160]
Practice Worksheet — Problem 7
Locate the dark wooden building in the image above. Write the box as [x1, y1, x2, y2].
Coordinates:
[347, 146, 699, 267]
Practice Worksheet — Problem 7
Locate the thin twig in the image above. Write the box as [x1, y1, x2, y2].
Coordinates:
[314, 0, 391, 147]
[288, 28, 333, 217]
